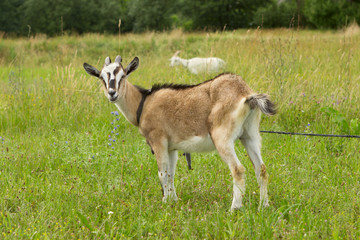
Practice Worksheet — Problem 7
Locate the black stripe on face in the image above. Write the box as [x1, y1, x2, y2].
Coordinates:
[113, 66, 121, 76]
[100, 77, 106, 88]
[109, 78, 116, 89]
[106, 72, 116, 89]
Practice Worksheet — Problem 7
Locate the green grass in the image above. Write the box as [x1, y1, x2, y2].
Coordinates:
[0, 29, 359, 239]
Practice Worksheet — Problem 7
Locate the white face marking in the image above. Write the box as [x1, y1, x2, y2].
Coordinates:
[100, 62, 126, 102]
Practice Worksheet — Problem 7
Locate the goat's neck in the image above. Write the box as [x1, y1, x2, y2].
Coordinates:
[179, 57, 189, 68]
[114, 80, 142, 127]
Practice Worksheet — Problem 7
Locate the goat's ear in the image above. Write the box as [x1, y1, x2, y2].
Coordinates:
[105, 56, 111, 66]
[83, 63, 100, 78]
[125, 57, 139, 75]
[115, 55, 122, 63]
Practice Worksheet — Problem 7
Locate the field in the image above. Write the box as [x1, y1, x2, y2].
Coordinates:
[0, 28, 360, 239]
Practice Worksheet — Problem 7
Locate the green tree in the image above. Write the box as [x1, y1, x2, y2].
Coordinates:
[128, 0, 174, 32]
[304, 0, 360, 29]
[253, 0, 299, 28]
[99, 0, 133, 33]
[179, 0, 269, 30]
[22, 0, 130, 36]
[0, 0, 25, 35]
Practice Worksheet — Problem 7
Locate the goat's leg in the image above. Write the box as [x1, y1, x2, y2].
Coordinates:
[167, 150, 179, 201]
[152, 140, 178, 202]
[212, 129, 246, 211]
[241, 135, 269, 209]
[183, 152, 192, 170]
[218, 142, 246, 210]
[151, 139, 171, 202]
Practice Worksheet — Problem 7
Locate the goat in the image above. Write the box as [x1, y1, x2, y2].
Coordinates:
[169, 51, 226, 74]
[83, 56, 276, 211]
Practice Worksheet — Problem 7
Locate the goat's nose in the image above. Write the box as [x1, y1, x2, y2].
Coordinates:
[108, 89, 116, 96]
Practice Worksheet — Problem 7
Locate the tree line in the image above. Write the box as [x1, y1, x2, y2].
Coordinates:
[1, 0, 359, 37]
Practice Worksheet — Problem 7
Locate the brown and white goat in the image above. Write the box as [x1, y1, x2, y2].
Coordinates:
[83, 56, 276, 210]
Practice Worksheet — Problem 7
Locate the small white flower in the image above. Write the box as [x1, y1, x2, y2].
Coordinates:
[108, 211, 114, 215]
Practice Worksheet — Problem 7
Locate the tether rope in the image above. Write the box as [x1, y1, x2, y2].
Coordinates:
[260, 130, 360, 138]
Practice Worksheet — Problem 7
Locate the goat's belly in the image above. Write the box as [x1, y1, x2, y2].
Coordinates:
[170, 135, 216, 153]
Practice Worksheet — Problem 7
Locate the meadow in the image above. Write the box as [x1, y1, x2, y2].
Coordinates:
[0, 28, 359, 239]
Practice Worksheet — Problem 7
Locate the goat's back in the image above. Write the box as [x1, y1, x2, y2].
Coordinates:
[139, 74, 254, 144]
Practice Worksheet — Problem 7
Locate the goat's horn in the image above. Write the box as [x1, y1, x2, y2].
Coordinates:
[115, 55, 122, 63]
[105, 56, 111, 66]
[174, 50, 181, 57]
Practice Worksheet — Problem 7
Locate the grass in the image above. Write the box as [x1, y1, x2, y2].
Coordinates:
[0, 28, 359, 239]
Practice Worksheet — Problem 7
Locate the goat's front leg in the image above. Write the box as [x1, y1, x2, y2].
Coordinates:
[167, 150, 179, 201]
[152, 139, 178, 202]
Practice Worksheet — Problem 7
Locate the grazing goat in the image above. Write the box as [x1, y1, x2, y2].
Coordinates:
[83, 56, 276, 211]
[169, 51, 226, 74]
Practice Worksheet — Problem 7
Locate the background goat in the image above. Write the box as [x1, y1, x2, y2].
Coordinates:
[169, 51, 226, 74]
[83, 56, 276, 211]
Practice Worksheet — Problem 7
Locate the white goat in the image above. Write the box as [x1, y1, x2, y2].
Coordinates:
[169, 51, 226, 74]
[83, 56, 276, 211]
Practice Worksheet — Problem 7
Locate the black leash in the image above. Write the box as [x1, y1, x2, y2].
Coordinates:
[260, 130, 360, 138]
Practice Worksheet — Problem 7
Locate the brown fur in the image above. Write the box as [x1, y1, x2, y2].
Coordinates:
[260, 164, 268, 181]
[139, 74, 252, 144]
[232, 164, 246, 183]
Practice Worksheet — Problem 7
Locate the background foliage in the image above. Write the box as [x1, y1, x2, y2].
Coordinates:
[1, 0, 360, 36]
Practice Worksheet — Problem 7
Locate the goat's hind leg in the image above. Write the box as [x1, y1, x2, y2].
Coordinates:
[212, 129, 246, 211]
[241, 132, 269, 209]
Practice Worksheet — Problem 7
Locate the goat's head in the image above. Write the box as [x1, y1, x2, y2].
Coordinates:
[83, 56, 139, 102]
[169, 51, 181, 67]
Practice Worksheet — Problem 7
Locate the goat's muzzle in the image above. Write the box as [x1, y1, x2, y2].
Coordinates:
[108, 88, 118, 102]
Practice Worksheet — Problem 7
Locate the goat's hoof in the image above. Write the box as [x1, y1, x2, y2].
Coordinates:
[169, 195, 178, 202]
[230, 204, 243, 212]
[162, 195, 178, 203]
[230, 207, 243, 213]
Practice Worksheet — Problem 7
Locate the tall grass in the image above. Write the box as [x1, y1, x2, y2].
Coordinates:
[0, 29, 359, 239]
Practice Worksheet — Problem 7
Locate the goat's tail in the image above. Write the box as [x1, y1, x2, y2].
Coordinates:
[245, 94, 277, 116]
